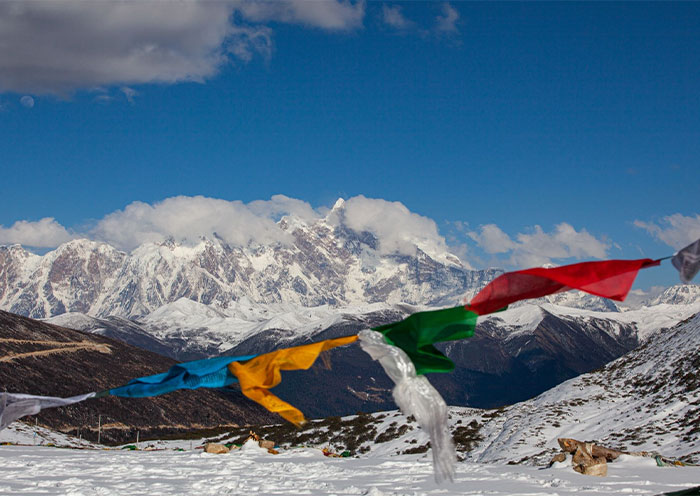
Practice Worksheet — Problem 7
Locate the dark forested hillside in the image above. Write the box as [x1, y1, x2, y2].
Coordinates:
[0, 310, 277, 444]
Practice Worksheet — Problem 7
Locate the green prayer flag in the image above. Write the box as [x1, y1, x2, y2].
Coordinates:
[371, 306, 478, 375]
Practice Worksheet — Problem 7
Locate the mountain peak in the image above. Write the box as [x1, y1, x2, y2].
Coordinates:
[331, 198, 346, 211]
[649, 284, 700, 306]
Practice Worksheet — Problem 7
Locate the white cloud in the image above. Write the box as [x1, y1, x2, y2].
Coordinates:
[467, 224, 515, 254]
[91, 196, 302, 252]
[247, 194, 321, 223]
[332, 196, 448, 256]
[0, 1, 364, 95]
[120, 87, 137, 105]
[3, 195, 456, 260]
[435, 3, 459, 33]
[619, 285, 667, 309]
[226, 24, 273, 63]
[90, 195, 448, 256]
[634, 213, 700, 250]
[382, 5, 414, 30]
[0, 218, 73, 247]
[93, 93, 113, 105]
[0, 2, 234, 94]
[236, 0, 365, 31]
[469, 223, 610, 267]
[93, 194, 448, 258]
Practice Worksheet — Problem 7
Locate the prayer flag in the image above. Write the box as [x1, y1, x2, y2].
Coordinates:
[371, 306, 477, 375]
[0, 392, 96, 431]
[359, 330, 455, 483]
[108, 354, 256, 398]
[672, 238, 700, 284]
[228, 335, 358, 426]
[467, 258, 660, 316]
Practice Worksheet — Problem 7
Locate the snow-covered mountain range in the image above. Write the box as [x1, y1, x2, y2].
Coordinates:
[27, 243, 697, 413]
[0, 200, 499, 319]
[45, 284, 700, 361]
[3, 200, 699, 418]
[10, 310, 700, 465]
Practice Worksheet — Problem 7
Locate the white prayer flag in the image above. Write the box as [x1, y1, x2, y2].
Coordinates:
[0, 392, 96, 431]
[672, 238, 700, 284]
[358, 330, 455, 483]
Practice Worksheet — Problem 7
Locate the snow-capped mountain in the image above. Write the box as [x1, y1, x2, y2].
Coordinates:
[0, 200, 500, 319]
[649, 283, 700, 306]
[46, 286, 699, 362]
[528, 291, 621, 312]
[47, 311, 174, 358]
[41, 285, 699, 414]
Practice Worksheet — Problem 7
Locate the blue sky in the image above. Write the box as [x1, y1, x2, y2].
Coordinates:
[1, 1, 699, 290]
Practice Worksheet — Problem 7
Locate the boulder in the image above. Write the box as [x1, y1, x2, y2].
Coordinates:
[204, 443, 230, 454]
[558, 438, 626, 461]
[548, 453, 567, 466]
[572, 444, 607, 477]
[259, 440, 275, 450]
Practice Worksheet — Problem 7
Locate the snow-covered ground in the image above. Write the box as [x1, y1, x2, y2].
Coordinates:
[0, 442, 698, 495]
[0, 421, 91, 448]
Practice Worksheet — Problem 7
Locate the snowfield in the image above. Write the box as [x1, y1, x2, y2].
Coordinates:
[1, 442, 699, 496]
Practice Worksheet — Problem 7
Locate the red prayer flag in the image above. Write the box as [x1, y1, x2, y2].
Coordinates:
[466, 258, 660, 316]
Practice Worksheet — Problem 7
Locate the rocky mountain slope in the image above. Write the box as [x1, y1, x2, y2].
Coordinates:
[217, 311, 700, 466]
[454, 310, 700, 464]
[455, 309, 700, 464]
[222, 301, 700, 416]
[0, 310, 277, 444]
[0, 201, 500, 319]
[41, 291, 700, 416]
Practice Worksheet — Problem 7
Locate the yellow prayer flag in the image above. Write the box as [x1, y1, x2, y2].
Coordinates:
[228, 335, 358, 426]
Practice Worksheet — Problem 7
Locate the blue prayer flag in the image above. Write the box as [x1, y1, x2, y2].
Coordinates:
[109, 354, 256, 398]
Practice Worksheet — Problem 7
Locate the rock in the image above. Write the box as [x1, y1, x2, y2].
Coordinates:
[558, 437, 626, 461]
[259, 440, 275, 450]
[549, 453, 567, 466]
[204, 443, 230, 454]
[572, 444, 607, 477]
[580, 460, 608, 477]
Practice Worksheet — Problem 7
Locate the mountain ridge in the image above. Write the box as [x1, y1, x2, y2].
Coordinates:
[0, 206, 500, 319]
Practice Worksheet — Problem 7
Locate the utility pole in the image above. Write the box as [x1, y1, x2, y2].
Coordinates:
[136, 430, 139, 449]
